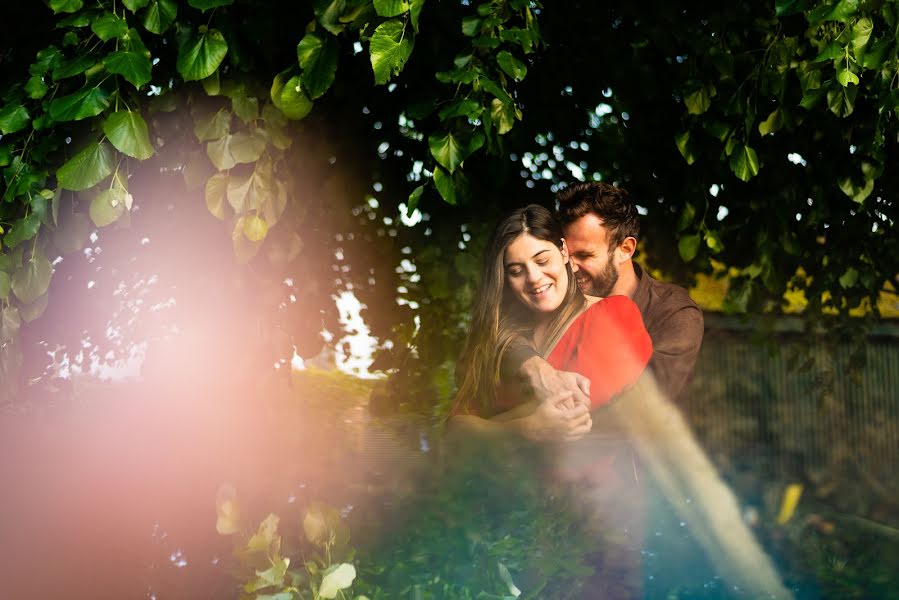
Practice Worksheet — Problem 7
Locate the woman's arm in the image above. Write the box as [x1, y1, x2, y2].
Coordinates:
[447, 392, 591, 443]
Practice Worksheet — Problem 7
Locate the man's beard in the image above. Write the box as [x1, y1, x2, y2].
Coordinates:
[578, 255, 618, 297]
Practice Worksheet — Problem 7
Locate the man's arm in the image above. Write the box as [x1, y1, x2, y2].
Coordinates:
[647, 304, 704, 402]
[501, 335, 592, 408]
[447, 392, 592, 443]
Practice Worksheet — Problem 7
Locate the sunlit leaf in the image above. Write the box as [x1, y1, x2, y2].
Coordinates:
[104, 49, 153, 89]
[243, 214, 268, 241]
[678, 234, 700, 262]
[122, 0, 150, 12]
[684, 85, 715, 115]
[729, 143, 759, 182]
[49, 86, 110, 122]
[90, 188, 128, 227]
[297, 32, 339, 99]
[490, 98, 516, 135]
[143, 0, 178, 34]
[673, 131, 695, 165]
[837, 69, 859, 87]
[758, 108, 784, 136]
[319, 563, 356, 599]
[205, 173, 229, 219]
[369, 19, 413, 85]
[232, 216, 263, 263]
[374, 0, 409, 17]
[408, 184, 424, 211]
[92, 13, 129, 41]
[57, 142, 115, 191]
[496, 50, 527, 81]
[49, 0, 83, 13]
[428, 130, 484, 173]
[177, 28, 228, 81]
[433, 166, 456, 205]
[103, 111, 154, 159]
[280, 76, 313, 120]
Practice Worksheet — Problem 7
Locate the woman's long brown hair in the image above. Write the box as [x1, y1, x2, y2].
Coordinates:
[452, 205, 586, 416]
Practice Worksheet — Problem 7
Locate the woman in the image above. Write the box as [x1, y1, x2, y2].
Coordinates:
[448, 204, 652, 441]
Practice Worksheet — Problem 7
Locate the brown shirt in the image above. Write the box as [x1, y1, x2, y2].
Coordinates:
[503, 263, 704, 403]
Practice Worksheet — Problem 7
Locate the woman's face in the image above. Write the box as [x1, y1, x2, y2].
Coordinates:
[503, 233, 570, 315]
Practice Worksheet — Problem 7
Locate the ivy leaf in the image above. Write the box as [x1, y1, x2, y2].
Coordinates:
[758, 108, 784, 136]
[188, 0, 234, 10]
[92, 13, 129, 41]
[0, 104, 31, 135]
[25, 76, 49, 100]
[684, 85, 715, 115]
[49, 0, 84, 13]
[3, 214, 41, 249]
[103, 111, 154, 160]
[729, 144, 760, 181]
[313, 0, 346, 35]
[104, 50, 153, 89]
[194, 109, 231, 142]
[678, 234, 700, 262]
[496, 51, 527, 81]
[674, 131, 695, 165]
[12, 254, 53, 304]
[837, 69, 860, 87]
[370, 19, 413, 85]
[90, 188, 128, 227]
[297, 33, 339, 99]
[232, 96, 259, 124]
[177, 28, 228, 81]
[0, 307, 21, 344]
[280, 76, 314, 120]
[123, 0, 150, 11]
[243, 214, 269, 242]
[432, 166, 456, 205]
[49, 86, 110, 122]
[373, 0, 410, 17]
[204, 173, 229, 219]
[56, 142, 115, 191]
[428, 130, 484, 173]
[143, 0, 178, 35]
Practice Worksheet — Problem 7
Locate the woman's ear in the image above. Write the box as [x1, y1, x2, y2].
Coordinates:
[561, 238, 570, 263]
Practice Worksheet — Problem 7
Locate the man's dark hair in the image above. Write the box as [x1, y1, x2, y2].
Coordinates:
[556, 182, 640, 248]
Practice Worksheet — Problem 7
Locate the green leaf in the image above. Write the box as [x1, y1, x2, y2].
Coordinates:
[799, 87, 826, 109]
[51, 55, 96, 80]
[673, 131, 695, 165]
[704, 229, 724, 253]
[3, 214, 41, 249]
[496, 51, 527, 81]
[51, 212, 91, 255]
[202, 71, 221, 95]
[227, 169, 270, 212]
[481, 77, 514, 102]
[859, 37, 891, 69]
[103, 111, 154, 160]
[56, 142, 115, 191]
[194, 109, 231, 142]
[0, 307, 21, 344]
[0, 105, 30, 135]
[827, 86, 856, 117]
[104, 50, 153, 89]
[12, 255, 53, 304]
[229, 132, 266, 163]
[410, 0, 424, 32]
[433, 166, 456, 205]
[838, 176, 874, 203]
[261, 181, 287, 226]
[462, 16, 481, 36]
[729, 144, 760, 182]
[428, 130, 484, 173]
[90, 188, 128, 227]
[313, 0, 346, 35]
[684, 85, 715, 115]
[369, 19, 413, 85]
[20, 291, 49, 323]
[490, 98, 517, 135]
[188, 0, 234, 10]
[373, 0, 409, 17]
[758, 108, 784, 136]
[0, 272, 10, 300]
[49, 86, 110, 122]
[438, 98, 481, 121]
[92, 13, 129, 41]
[243, 214, 269, 242]
[123, 0, 150, 11]
[207, 135, 236, 170]
[775, 0, 811, 17]
[280, 76, 314, 120]
[25, 76, 49, 100]
[143, 0, 178, 34]
[30, 47, 63, 77]
[678, 234, 700, 262]
[850, 17, 873, 52]
[837, 69, 859, 87]
[297, 33, 339, 99]
[824, 0, 858, 23]
[205, 173, 229, 219]
[839, 267, 859, 289]
[177, 28, 228, 81]
[408, 184, 423, 211]
[676, 202, 695, 232]
[232, 96, 259, 124]
[49, 0, 84, 13]
[812, 42, 843, 62]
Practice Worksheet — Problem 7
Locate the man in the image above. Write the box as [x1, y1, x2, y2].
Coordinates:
[508, 181, 704, 406]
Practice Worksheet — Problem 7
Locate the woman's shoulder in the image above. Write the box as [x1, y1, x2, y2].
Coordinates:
[582, 294, 642, 319]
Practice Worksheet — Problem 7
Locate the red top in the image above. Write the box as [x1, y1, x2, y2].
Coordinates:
[546, 295, 653, 409]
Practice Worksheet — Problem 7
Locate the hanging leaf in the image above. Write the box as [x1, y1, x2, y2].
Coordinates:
[90, 188, 128, 227]
[0, 104, 31, 136]
[678, 234, 700, 262]
[838, 176, 874, 203]
[20, 292, 49, 323]
[207, 135, 237, 170]
[0, 307, 21, 344]
[205, 173, 229, 219]
[227, 169, 271, 213]
[433, 166, 456, 205]
[92, 13, 129, 41]
[280, 76, 314, 120]
[408, 185, 424, 211]
[143, 0, 178, 34]
[490, 99, 517, 135]
[12, 255, 53, 304]
[758, 108, 784, 136]
[49, 0, 83, 13]
[373, 0, 410, 18]
[496, 51, 527, 81]
[56, 142, 116, 191]
[428, 130, 484, 173]
[25, 76, 49, 100]
[729, 144, 760, 182]
[123, 0, 150, 10]
[177, 28, 228, 81]
[410, 0, 424, 32]
[676, 202, 695, 232]
[232, 216, 262, 263]
[243, 214, 269, 241]
[684, 85, 715, 115]
[3, 214, 42, 249]
[104, 49, 153, 89]
[103, 111, 154, 160]
[229, 132, 266, 163]
[261, 181, 288, 226]
[369, 19, 414, 85]
[837, 69, 860, 87]
[850, 17, 873, 52]
[51, 55, 96, 80]
[0, 272, 10, 300]
[313, 0, 346, 35]
[827, 86, 856, 117]
[188, 0, 234, 10]
[704, 229, 724, 253]
[51, 212, 91, 255]
[673, 131, 695, 165]
[49, 86, 110, 122]
[232, 96, 259, 124]
[297, 32, 339, 99]
[194, 109, 231, 142]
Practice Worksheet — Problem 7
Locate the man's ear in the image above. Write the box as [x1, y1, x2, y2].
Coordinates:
[561, 238, 570, 263]
[615, 237, 637, 264]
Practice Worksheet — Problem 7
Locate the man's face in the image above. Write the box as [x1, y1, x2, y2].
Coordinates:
[563, 213, 618, 297]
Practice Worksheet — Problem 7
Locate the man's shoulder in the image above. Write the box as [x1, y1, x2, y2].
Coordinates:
[637, 267, 702, 322]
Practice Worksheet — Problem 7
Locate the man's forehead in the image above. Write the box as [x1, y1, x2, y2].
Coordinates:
[563, 213, 611, 244]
